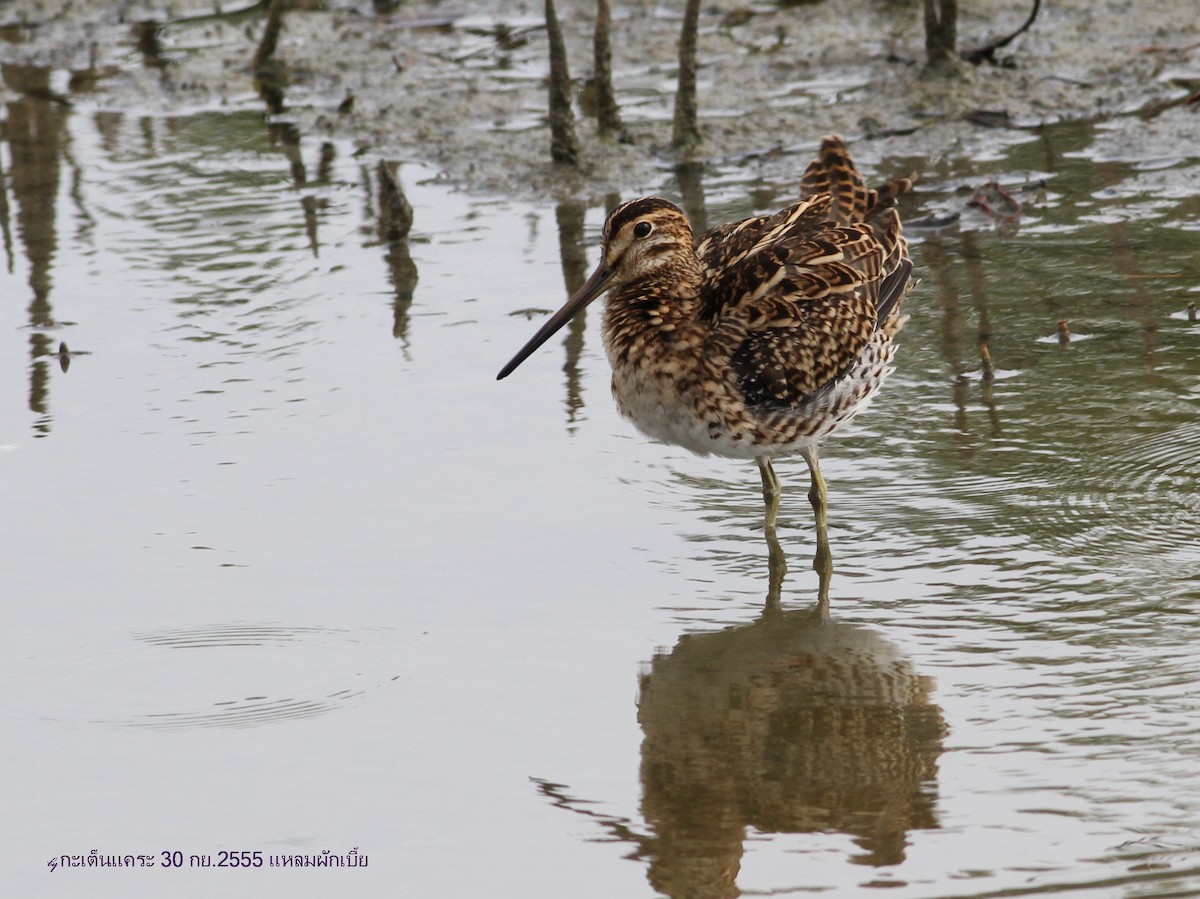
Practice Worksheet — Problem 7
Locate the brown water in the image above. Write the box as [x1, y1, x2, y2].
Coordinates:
[3, 69, 1200, 898]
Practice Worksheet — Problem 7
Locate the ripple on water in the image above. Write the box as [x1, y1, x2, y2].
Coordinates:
[8, 623, 400, 730]
[1018, 420, 1200, 570]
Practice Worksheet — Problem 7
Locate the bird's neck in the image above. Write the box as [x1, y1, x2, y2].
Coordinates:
[600, 257, 706, 368]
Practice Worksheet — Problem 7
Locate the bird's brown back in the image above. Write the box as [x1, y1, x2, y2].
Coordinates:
[685, 136, 912, 408]
[801, 135, 912, 278]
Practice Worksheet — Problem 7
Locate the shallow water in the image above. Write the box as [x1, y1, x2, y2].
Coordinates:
[3, 73, 1200, 898]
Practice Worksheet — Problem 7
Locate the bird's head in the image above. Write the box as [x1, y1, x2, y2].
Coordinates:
[497, 196, 695, 379]
[597, 197, 695, 290]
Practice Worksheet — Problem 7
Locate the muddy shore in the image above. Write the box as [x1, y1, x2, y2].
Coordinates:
[1, 0, 1197, 196]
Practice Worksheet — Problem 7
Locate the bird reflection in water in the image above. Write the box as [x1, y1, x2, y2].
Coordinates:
[535, 586, 944, 898]
[638, 605, 944, 896]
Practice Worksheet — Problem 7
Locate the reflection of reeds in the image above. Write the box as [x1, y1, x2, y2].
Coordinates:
[1096, 160, 1160, 369]
[555, 200, 588, 425]
[639, 611, 944, 895]
[673, 160, 707, 235]
[132, 20, 165, 70]
[0, 131, 12, 274]
[962, 229, 1001, 431]
[252, 0, 286, 73]
[922, 232, 1004, 439]
[921, 235, 971, 439]
[377, 161, 413, 241]
[3, 63, 67, 435]
[376, 161, 419, 345]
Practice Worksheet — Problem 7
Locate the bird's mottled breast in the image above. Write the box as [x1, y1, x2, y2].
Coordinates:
[601, 291, 763, 457]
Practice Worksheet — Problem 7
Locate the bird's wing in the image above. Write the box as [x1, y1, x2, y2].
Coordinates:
[695, 197, 892, 407]
[724, 273, 881, 408]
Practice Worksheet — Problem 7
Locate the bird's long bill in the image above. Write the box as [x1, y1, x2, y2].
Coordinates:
[496, 261, 613, 380]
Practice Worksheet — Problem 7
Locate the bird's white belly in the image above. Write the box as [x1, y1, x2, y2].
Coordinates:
[610, 366, 770, 460]
[608, 339, 896, 462]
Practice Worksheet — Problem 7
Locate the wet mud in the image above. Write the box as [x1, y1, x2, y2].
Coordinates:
[1, 0, 1197, 196]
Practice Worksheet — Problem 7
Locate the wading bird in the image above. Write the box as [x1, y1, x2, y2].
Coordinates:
[498, 136, 912, 603]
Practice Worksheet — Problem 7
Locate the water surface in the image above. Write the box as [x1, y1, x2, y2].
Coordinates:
[3, 76, 1199, 897]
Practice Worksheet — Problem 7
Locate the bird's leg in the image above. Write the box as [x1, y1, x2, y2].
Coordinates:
[800, 444, 833, 609]
[757, 456, 781, 535]
[757, 457, 788, 607]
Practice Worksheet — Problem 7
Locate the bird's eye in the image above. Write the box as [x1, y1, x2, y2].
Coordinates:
[633, 221, 653, 239]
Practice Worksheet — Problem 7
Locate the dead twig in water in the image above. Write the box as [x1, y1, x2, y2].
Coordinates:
[673, 0, 702, 153]
[923, 0, 958, 71]
[979, 342, 996, 382]
[593, 0, 623, 139]
[544, 0, 579, 166]
[961, 0, 1041, 65]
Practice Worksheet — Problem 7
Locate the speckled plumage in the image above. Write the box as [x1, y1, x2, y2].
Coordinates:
[498, 136, 914, 593]
[595, 138, 912, 461]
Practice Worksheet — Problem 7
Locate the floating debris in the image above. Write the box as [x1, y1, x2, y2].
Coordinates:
[509, 308, 555, 320]
[968, 180, 1022, 222]
[55, 342, 90, 372]
[979, 342, 996, 382]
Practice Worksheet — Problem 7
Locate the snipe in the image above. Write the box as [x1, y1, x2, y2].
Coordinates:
[498, 136, 913, 604]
